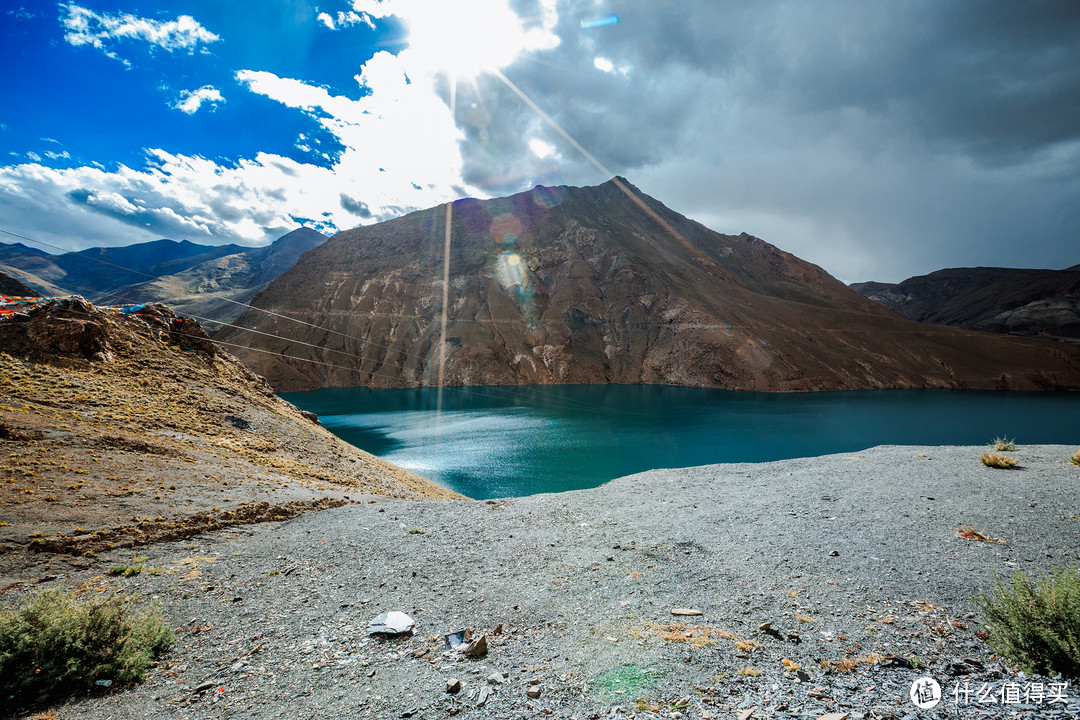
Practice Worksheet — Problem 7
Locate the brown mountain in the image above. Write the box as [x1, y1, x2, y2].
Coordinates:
[851, 266, 1080, 339]
[219, 178, 1080, 392]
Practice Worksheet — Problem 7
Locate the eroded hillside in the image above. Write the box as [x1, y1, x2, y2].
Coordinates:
[0, 297, 461, 587]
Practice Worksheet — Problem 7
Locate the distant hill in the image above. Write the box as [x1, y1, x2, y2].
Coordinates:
[219, 178, 1080, 392]
[95, 228, 327, 323]
[0, 229, 327, 323]
[52, 239, 247, 296]
[851, 266, 1080, 339]
[0, 242, 70, 296]
[0, 270, 39, 296]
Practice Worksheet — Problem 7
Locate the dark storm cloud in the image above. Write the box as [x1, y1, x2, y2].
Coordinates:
[339, 193, 372, 218]
[474, 0, 1080, 281]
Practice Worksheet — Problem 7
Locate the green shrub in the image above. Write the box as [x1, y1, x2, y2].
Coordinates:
[0, 589, 173, 712]
[974, 567, 1080, 677]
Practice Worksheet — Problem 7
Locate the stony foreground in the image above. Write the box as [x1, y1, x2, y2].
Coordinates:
[14, 444, 1080, 719]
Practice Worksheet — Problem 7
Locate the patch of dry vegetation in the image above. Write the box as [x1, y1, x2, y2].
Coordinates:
[990, 436, 1017, 452]
[981, 451, 1018, 469]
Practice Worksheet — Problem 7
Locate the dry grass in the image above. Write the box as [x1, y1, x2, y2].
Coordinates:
[981, 451, 1019, 469]
[1070, 449, 1080, 467]
[650, 622, 739, 649]
[958, 524, 1004, 544]
[990, 437, 1017, 452]
[819, 653, 886, 673]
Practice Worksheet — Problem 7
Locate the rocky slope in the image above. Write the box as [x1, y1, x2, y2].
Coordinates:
[852, 266, 1080, 339]
[0, 297, 460, 588]
[221, 178, 1080, 392]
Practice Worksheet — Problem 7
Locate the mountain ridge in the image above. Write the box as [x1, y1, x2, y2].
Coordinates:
[220, 178, 1080, 392]
[851, 265, 1080, 339]
[0, 229, 327, 322]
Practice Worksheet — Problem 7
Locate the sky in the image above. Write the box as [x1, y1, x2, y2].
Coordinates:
[1, 1, 1078, 283]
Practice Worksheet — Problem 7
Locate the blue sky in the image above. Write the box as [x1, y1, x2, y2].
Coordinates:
[2, 1, 1079, 283]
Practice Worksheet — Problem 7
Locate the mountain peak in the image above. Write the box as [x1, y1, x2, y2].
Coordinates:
[218, 179, 1080, 393]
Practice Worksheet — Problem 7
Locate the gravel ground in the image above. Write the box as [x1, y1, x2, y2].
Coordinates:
[19, 444, 1080, 720]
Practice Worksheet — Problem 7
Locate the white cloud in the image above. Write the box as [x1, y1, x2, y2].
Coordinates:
[0, 151, 343, 250]
[0, 0, 566, 254]
[173, 86, 224, 114]
[593, 56, 628, 75]
[44, 150, 71, 160]
[60, 4, 219, 60]
[528, 138, 555, 159]
[317, 10, 375, 31]
[237, 56, 471, 214]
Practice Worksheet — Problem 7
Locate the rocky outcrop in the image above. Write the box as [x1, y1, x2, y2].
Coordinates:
[220, 178, 1080, 392]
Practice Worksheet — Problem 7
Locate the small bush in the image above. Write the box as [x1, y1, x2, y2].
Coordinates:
[1070, 449, 1080, 467]
[974, 567, 1080, 677]
[0, 589, 173, 712]
[990, 437, 1017, 452]
[981, 451, 1018, 469]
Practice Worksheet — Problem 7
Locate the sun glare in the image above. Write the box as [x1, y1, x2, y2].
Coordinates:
[401, 0, 537, 80]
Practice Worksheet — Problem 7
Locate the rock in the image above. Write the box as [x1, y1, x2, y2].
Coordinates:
[669, 608, 703, 617]
[193, 681, 216, 693]
[527, 686, 542, 699]
[446, 678, 462, 694]
[829, 550, 839, 556]
[737, 709, 754, 720]
[816, 714, 850, 720]
[487, 672, 504, 685]
[464, 634, 488, 657]
[786, 631, 801, 644]
[368, 611, 415, 636]
[476, 685, 491, 707]
[400, 708, 418, 718]
[807, 687, 832, 700]
[943, 661, 971, 676]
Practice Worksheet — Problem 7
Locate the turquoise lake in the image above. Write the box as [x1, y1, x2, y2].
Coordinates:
[280, 385, 1080, 499]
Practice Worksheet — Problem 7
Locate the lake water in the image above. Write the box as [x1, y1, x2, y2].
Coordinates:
[280, 385, 1080, 499]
